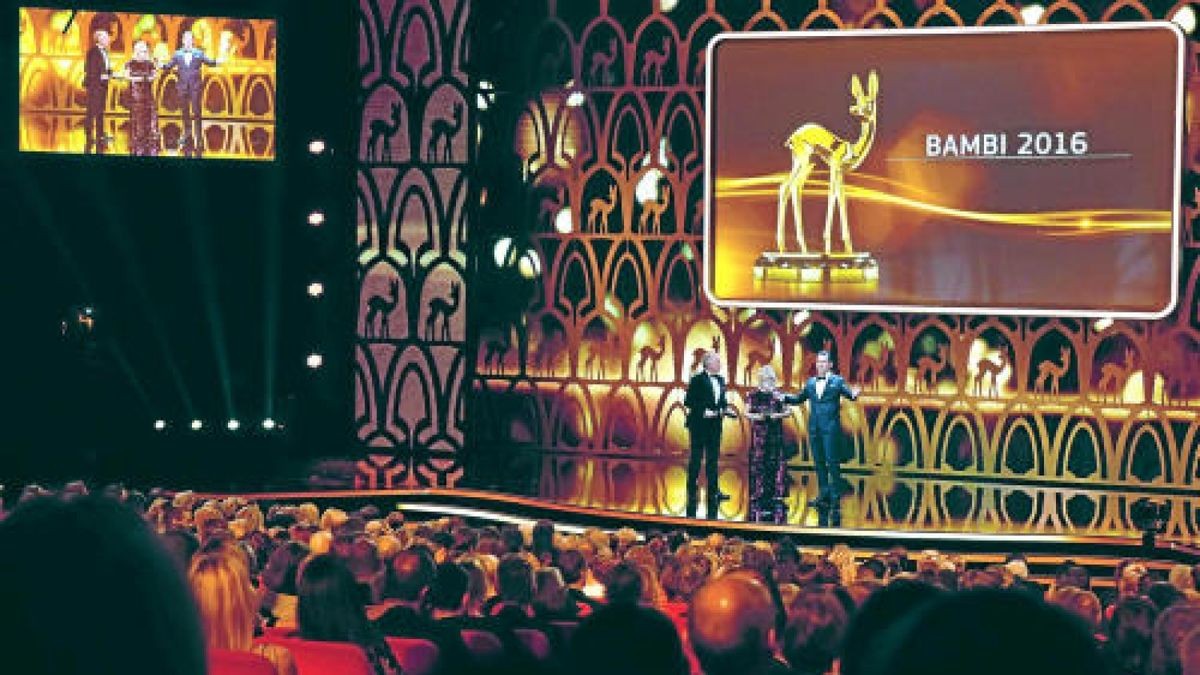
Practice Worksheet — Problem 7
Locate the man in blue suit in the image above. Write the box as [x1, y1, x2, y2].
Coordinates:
[160, 30, 221, 157]
[784, 350, 861, 525]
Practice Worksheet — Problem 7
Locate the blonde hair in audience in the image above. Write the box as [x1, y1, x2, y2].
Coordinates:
[308, 530, 332, 556]
[319, 508, 348, 532]
[189, 551, 258, 651]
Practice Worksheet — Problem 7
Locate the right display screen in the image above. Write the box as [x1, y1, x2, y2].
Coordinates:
[705, 24, 1183, 318]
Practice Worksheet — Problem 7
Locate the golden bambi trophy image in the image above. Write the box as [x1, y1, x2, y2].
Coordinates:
[758, 70, 880, 285]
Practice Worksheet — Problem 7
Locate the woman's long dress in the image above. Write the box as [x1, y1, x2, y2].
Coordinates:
[127, 60, 160, 156]
[747, 388, 789, 524]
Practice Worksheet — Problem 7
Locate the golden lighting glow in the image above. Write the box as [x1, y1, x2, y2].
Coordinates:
[308, 211, 326, 226]
[1093, 317, 1115, 332]
[518, 250, 542, 278]
[493, 237, 515, 267]
[717, 172, 1171, 235]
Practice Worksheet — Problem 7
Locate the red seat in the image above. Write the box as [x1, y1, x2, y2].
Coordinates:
[383, 637, 439, 675]
[255, 636, 372, 675]
[209, 649, 276, 675]
[460, 629, 504, 662]
[513, 628, 551, 661]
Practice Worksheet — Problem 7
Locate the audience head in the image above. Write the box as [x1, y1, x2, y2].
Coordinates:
[262, 541, 308, 595]
[188, 550, 258, 651]
[569, 604, 688, 675]
[297, 554, 370, 643]
[533, 567, 570, 615]
[689, 570, 778, 675]
[1180, 627, 1200, 675]
[558, 548, 587, 586]
[1147, 580, 1188, 612]
[388, 547, 435, 603]
[605, 560, 645, 606]
[1152, 604, 1200, 675]
[863, 588, 1106, 675]
[428, 561, 469, 613]
[0, 496, 205, 675]
[1109, 595, 1159, 675]
[1169, 565, 1196, 595]
[840, 579, 944, 675]
[1050, 586, 1102, 634]
[784, 587, 848, 675]
[497, 552, 535, 606]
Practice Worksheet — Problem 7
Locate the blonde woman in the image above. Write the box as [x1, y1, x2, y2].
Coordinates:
[189, 551, 296, 675]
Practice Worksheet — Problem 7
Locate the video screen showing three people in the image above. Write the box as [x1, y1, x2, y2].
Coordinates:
[18, 8, 277, 160]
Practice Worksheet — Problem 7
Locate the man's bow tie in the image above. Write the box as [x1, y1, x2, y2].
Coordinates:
[816, 376, 827, 381]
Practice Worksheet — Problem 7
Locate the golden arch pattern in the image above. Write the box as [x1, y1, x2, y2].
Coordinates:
[469, 0, 1200, 537]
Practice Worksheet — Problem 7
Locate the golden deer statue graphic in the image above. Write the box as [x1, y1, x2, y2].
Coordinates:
[776, 71, 878, 255]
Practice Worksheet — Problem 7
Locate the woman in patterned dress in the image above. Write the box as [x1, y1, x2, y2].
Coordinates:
[745, 365, 793, 524]
[123, 40, 161, 156]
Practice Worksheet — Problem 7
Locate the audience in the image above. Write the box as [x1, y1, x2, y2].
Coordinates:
[297, 554, 403, 675]
[2, 481, 1199, 675]
[190, 549, 297, 675]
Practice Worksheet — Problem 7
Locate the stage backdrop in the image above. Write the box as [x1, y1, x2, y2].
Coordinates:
[361, 0, 1200, 539]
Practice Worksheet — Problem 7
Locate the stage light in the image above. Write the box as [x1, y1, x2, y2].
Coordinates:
[792, 309, 811, 326]
[306, 353, 324, 369]
[1173, 5, 1197, 34]
[659, 0, 681, 11]
[477, 80, 495, 111]
[1093, 317, 1114, 332]
[153, 419, 166, 431]
[307, 282, 325, 297]
[493, 237, 515, 267]
[308, 139, 326, 154]
[226, 419, 240, 431]
[190, 419, 203, 431]
[553, 207, 573, 234]
[517, 250, 542, 279]
[566, 90, 586, 108]
[262, 418, 277, 430]
[307, 211, 325, 226]
[1020, 3, 1045, 24]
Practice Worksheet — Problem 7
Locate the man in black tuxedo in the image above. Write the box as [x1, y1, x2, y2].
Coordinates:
[783, 350, 861, 526]
[82, 30, 112, 153]
[684, 351, 737, 519]
[160, 30, 221, 157]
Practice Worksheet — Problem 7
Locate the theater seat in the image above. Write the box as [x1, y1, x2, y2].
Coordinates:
[209, 649, 276, 675]
[255, 636, 372, 675]
[383, 637, 439, 675]
[461, 629, 505, 662]
[513, 628, 551, 661]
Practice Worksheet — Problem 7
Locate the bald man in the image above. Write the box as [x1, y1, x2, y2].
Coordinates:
[689, 571, 789, 675]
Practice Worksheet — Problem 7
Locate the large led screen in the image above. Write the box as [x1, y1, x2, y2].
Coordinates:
[19, 7, 276, 160]
[705, 24, 1183, 318]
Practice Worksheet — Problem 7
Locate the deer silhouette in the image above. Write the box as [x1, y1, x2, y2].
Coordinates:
[639, 184, 670, 234]
[915, 344, 948, 394]
[778, 71, 879, 254]
[482, 332, 509, 375]
[587, 185, 618, 233]
[530, 332, 562, 376]
[641, 37, 671, 86]
[424, 282, 460, 341]
[1034, 346, 1072, 396]
[637, 336, 667, 381]
[364, 278, 400, 339]
[368, 101, 403, 163]
[1097, 347, 1135, 402]
[690, 335, 721, 374]
[973, 345, 1010, 398]
[426, 102, 463, 162]
[856, 341, 891, 388]
[589, 37, 618, 86]
[743, 339, 776, 385]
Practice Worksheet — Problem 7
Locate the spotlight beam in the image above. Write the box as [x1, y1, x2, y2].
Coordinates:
[89, 172, 197, 417]
[182, 177, 236, 421]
